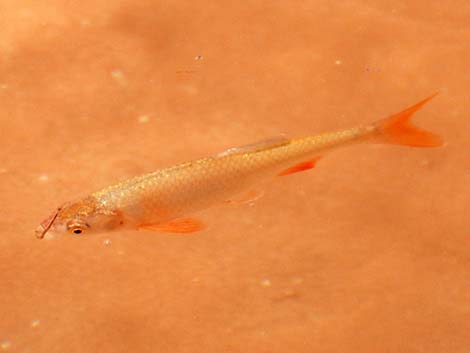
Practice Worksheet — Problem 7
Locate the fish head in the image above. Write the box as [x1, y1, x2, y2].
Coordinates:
[35, 197, 122, 239]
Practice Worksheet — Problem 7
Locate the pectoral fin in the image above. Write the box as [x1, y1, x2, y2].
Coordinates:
[139, 218, 206, 234]
[225, 190, 264, 205]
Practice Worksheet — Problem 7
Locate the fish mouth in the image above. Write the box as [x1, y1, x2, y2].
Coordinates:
[35, 225, 47, 239]
[35, 208, 60, 239]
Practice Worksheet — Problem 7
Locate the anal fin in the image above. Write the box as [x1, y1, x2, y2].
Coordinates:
[278, 156, 322, 176]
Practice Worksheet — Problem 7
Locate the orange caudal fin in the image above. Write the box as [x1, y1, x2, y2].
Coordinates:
[373, 93, 443, 147]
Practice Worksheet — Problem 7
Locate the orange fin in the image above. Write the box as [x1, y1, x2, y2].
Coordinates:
[373, 93, 443, 147]
[225, 190, 265, 205]
[139, 218, 206, 234]
[278, 156, 322, 176]
[215, 136, 290, 158]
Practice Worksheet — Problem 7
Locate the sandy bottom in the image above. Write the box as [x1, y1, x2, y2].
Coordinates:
[1, 1, 469, 352]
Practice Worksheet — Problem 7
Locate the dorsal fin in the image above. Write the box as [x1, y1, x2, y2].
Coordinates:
[215, 136, 290, 158]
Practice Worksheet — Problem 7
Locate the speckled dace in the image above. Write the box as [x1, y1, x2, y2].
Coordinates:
[36, 95, 443, 239]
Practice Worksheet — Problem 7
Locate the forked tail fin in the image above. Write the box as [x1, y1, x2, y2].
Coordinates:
[372, 93, 443, 147]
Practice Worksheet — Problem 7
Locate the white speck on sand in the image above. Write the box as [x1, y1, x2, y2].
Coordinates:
[80, 19, 91, 27]
[19, 9, 34, 18]
[194, 55, 204, 61]
[31, 319, 40, 328]
[38, 174, 49, 182]
[260, 279, 271, 287]
[111, 70, 127, 86]
[103, 239, 112, 246]
[0, 341, 11, 350]
[280, 289, 296, 297]
[291, 277, 304, 285]
[180, 84, 198, 95]
[335, 59, 342, 65]
[111, 70, 123, 78]
[138, 115, 150, 124]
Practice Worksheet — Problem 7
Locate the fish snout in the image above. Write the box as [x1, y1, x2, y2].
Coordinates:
[35, 209, 60, 239]
[35, 224, 47, 239]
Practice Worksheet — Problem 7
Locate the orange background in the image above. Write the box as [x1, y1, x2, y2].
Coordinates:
[1, 1, 469, 352]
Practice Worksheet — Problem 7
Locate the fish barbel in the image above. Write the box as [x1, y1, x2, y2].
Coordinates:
[35, 94, 443, 239]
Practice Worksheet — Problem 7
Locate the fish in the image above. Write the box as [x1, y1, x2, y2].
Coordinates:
[35, 94, 443, 239]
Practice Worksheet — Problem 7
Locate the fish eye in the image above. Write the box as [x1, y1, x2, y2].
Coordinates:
[67, 223, 87, 235]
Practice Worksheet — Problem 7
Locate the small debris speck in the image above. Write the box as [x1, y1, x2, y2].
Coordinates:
[0, 341, 11, 350]
[31, 319, 40, 328]
[103, 239, 112, 246]
[38, 174, 49, 182]
[260, 279, 271, 287]
[138, 115, 150, 124]
[335, 59, 342, 65]
[194, 55, 204, 61]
